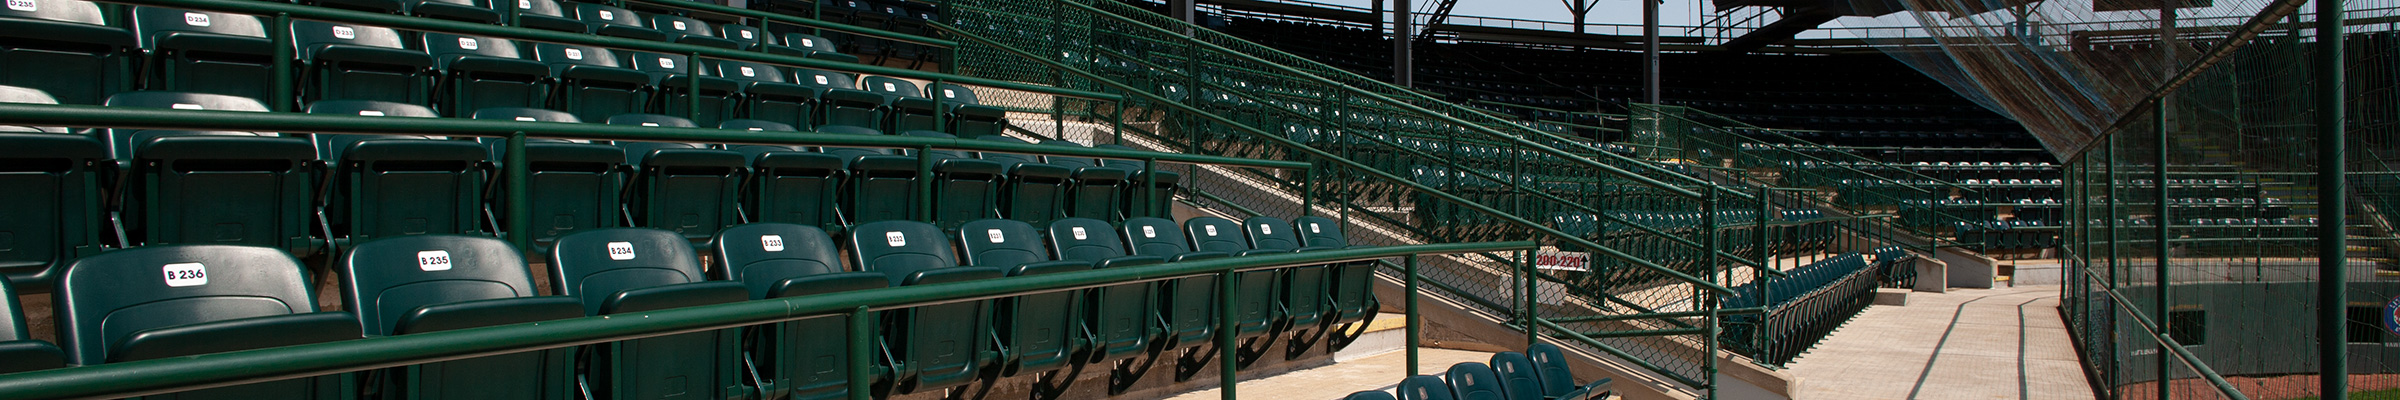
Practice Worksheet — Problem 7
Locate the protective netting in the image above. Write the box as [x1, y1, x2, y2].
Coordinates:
[1830, 0, 2400, 157]
[2029, 1, 2400, 397]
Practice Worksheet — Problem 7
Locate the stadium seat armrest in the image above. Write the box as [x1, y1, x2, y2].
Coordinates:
[109, 312, 363, 363]
[394, 296, 587, 335]
[999, 260, 1092, 277]
[598, 281, 750, 314]
[767, 272, 889, 298]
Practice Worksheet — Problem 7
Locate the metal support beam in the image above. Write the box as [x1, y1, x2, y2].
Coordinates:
[1392, 0, 1413, 86]
[2316, 0, 2349, 397]
[1643, 0, 1660, 104]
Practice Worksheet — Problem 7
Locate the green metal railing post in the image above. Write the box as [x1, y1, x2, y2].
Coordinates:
[848, 306, 873, 400]
[1405, 254, 1420, 377]
[688, 52, 704, 122]
[918, 145, 936, 222]
[1218, 268, 1239, 400]
[506, 132, 532, 253]
[1701, 186, 1720, 391]
[2315, 0, 2349, 395]
[2152, 99, 2170, 400]
[1144, 157, 1161, 217]
[931, 78, 946, 133]
[271, 13, 294, 112]
[1754, 185, 1771, 361]
[1522, 249, 1537, 347]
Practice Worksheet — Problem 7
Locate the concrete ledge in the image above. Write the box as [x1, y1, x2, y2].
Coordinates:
[1873, 288, 1909, 306]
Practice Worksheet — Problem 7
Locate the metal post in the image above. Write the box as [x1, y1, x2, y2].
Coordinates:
[1523, 249, 1537, 347]
[1145, 157, 1161, 217]
[688, 52, 703, 122]
[918, 145, 936, 222]
[1406, 254, 1421, 377]
[1641, 0, 1659, 104]
[848, 306, 873, 400]
[931, 78, 947, 133]
[271, 14, 294, 112]
[2316, 0, 2349, 396]
[1755, 185, 1771, 359]
[1701, 187, 1720, 390]
[1219, 269, 1239, 400]
[2152, 99, 2171, 400]
[1302, 166, 1316, 218]
[506, 132, 532, 254]
[1392, 0, 1413, 86]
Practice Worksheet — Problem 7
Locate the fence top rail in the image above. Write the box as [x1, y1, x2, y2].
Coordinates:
[0, 241, 1531, 400]
[615, 0, 956, 47]
[0, 103, 1307, 169]
[107, 0, 1118, 103]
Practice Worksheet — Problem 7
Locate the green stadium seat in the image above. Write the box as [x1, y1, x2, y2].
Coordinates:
[422, 33, 550, 117]
[978, 136, 1071, 227]
[770, 33, 863, 64]
[293, 21, 434, 105]
[1041, 140, 1129, 223]
[741, 127, 848, 233]
[1046, 217, 1165, 392]
[54, 245, 361, 399]
[336, 235, 583, 400]
[1093, 144, 1181, 219]
[627, 53, 740, 126]
[1527, 343, 1612, 400]
[506, 0, 590, 33]
[105, 92, 322, 256]
[707, 223, 887, 400]
[1398, 375, 1457, 400]
[1245, 216, 1329, 359]
[610, 114, 746, 244]
[307, 101, 488, 243]
[845, 220, 1001, 394]
[0, 279, 65, 374]
[1347, 391, 1400, 400]
[718, 24, 766, 51]
[859, 76, 927, 132]
[1295, 216, 1379, 350]
[711, 60, 819, 127]
[1447, 362, 1507, 400]
[1185, 216, 1279, 367]
[956, 219, 1087, 392]
[844, 137, 919, 225]
[0, 0, 137, 105]
[0, 87, 106, 293]
[906, 132, 1005, 231]
[546, 228, 751, 400]
[797, 69, 880, 129]
[650, 14, 739, 49]
[410, 0, 504, 24]
[927, 83, 1008, 138]
[1120, 216, 1225, 381]
[469, 107, 623, 251]
[568, 3, 667, 41]
[532, 43, 651, 122]
[133, 7, 277, 103]
[1489, 352, 1543, 400]
[303, 0, 406, 15]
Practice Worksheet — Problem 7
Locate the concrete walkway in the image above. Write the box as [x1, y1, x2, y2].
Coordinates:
[1161, 348, 1497, 400]
[1784, 286, 2095, 400]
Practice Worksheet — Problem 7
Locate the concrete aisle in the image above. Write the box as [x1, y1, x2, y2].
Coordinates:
[1161, 348, 1496, 400]
[1784, 286, 2095, 400]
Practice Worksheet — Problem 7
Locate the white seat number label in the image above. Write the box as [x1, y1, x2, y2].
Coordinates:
[516, 0, 528, 9]
[1071, 226, 1087, 240]
[943, 89, 956, 98]
[514, 116, 538, 121]
[1141, 226, 1156, 238]
[597, 10, 613, 20]
[761, 235, 784, 252]
[813, 75, 829, 85]
[170, 103, 203, 110]
[986, 229, 1004, 243]
[881, 82, 896, 92]
[607, 241, 636, 260]
[332, 26, 356, 40]
[800, 38, 815, 47]
[672, 21, 687, 30]
[457, 37, 479, 50]
[639, 122, 659, 127]
[657, 58, 674, 69]
[417, 250, 452, 271]
[183, 12, 210, 27]
[7, 0, 36, 12]
[1259, 225, 1272, 235]
[1310, 223, 1320, 234]
[740, 30, 754, 39]
[885, 232, 906, 247]
[563, 48, 582, 60]
[739, 66, 755, 77]
[1204, 225, 1217, 236]
[163, 263, 208, 287]
[358, 110, 384, 116]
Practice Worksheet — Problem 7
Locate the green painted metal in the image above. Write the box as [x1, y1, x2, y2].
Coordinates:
[0, 242, 1530, 399]
[2316, 0, 2348, 395]
[505, 132, 532, 253]
[2154, 98, 2171, 400]
[1219, 267, 1238, 400]
[1531, 318, 1707, 388]
[847, 307, 872, 400]
[620, 0, 955, 47]
[1405, 254, 1421, 378]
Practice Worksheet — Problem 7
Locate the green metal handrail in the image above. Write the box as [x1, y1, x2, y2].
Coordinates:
[0, 242, 1533, 400]
[615, 0, 956, 47]
[111, 0, 1113, 103]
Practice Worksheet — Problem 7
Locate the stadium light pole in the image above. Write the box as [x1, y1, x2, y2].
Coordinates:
[1643, 0, 1659, 104]
[2315, 0, 2348, 397]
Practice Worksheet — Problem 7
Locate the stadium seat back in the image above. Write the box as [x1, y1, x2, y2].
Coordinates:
[0, 279, 66, 374]
[1398, 375, 1457, 400]
[308, 101, 487, 241]
[708, 222, 882, 400]
[0, 0, 137, 105]
[338, 234, 580, 400]
[422, 33, 548, 115]
[1490, 352, 1544, 400]
[132, 7, 273, 102]
[54, 245, 358, 398]
[106, 92, 320, 256]
[712, 60, 817, 126]
[1447, 362, 1508, 400]
[292, 20, 433, 105]
[532, 43, 649, 122]
[0, 88, 106, 293]
[846, 220, 997, 393]
[959, 219, 1084, 375]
